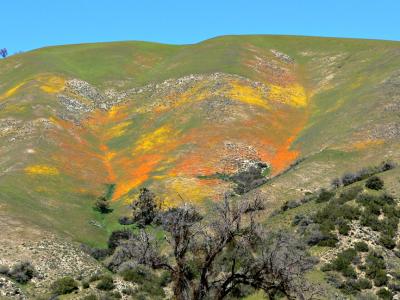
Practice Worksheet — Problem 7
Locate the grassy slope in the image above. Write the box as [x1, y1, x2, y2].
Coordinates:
[0, 35, 399, 246]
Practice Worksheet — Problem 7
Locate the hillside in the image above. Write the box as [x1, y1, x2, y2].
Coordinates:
[0, 35, 399, 249]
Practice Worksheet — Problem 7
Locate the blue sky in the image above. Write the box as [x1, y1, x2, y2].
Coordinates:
[2, 0, 400, 54]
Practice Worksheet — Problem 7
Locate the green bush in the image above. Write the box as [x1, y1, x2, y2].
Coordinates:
[120, 266, 151, 284]
[0, 265, 9, 275]
[340, 279, 360, 295]
[342, 266, 357, 279]
[51, 277, 79, 295]
[338, 186, 363, 204]
[120, 266, 166, 298]
[83, 295, 97, 300]
[357, 278, 372, 290]
[360, 213, 380, 231]
[379, 234, 396, 250]
[108, 291, 122, 298]
[374, 270, 389, 287]
[365, 252, 386, 279]
[8, 261, 36, 284]
[316, 189, 335, 203]
[366, 176, 384, 190]
[94, 197, 113, 214]
[355, 241, 369, 252]
[324, 248, 358, 277]
[96, 275, 115, 291]
[121, 287, 135, 295]
[338, 222, 351, 235]
[89, 273, 101, 282]
[376, 288, 393, 299]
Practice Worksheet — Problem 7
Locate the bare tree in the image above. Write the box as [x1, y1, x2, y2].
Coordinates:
[0, 48, 7, 58]
[108, 194, 319, 299]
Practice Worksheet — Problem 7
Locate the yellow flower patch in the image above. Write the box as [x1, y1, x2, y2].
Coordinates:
[227, 81, 270, 109]
[269, 83, 308, 107]
[133, 125, 173, 154]
[39, 75, 65, 94]
[106, 121, 132, 139]
[0, 82, 25, 101]
[25, 165, 59, 175]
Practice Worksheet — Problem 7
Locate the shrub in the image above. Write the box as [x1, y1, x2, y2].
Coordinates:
[331, 177, 341, 189]
[357, 278, 372, 290]
[316, 189, 335, 203]
[380, 160, 396, 172]
[366, 176, 384, 190]
[325, 272, 342, 288]
[96, 275, 115, 291]
[108, 291, 122, 298]
[83, 295, 97, 300]
[342, 173, 360, 186]
[89, 273, 102, 282]
[376, 288, 392, 299]
[120, 266, 167, 298]
[158, 271, 171, 287]
[8, 261, 36, 284]
[95, 197, 112, 214]
[365, 252, 386, 280]
[338, 186, 363, 204]
[340, 279, 360, 295]
[342, 266, 358, 279]
[120, 265, 151, 284]
[360, 213, 380, 231]
[231, 163, 268, 194]
[338, 221, 351, 235]
[280, 200, 300, 211]
[325, 248, 358, 276]
[131, 188, 159, 226]
[379, 234, 396, 250]
[82, 280, 90, 289]
[81, 245, 111, 260]
[374, 270, 389, 287]
[0, 265, 9, 275]
[388, 280, 400, 292]
[51, 277, 78, 295]
[108, 229, 133, 250]
[121, 287, 135, 295]
[355, 241, 369, 252]
[118, 216, 134, 225]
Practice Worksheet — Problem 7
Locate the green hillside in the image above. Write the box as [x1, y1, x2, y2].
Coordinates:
[0, 35, 399, 248]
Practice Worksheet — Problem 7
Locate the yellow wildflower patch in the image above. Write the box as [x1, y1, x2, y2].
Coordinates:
[106, 121, 132, 139]
[163, 177, 213, 207]
[25, 165, 59, 175]
[227, 81, 270, 109]
[0, 82, 26, 101]
[133, 125, 173, 154]
[38, 75, 65, 94]
[269, 83, 308, 107]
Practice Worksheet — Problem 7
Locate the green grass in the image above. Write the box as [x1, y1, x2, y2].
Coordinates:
[0, 34, 399, 246]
